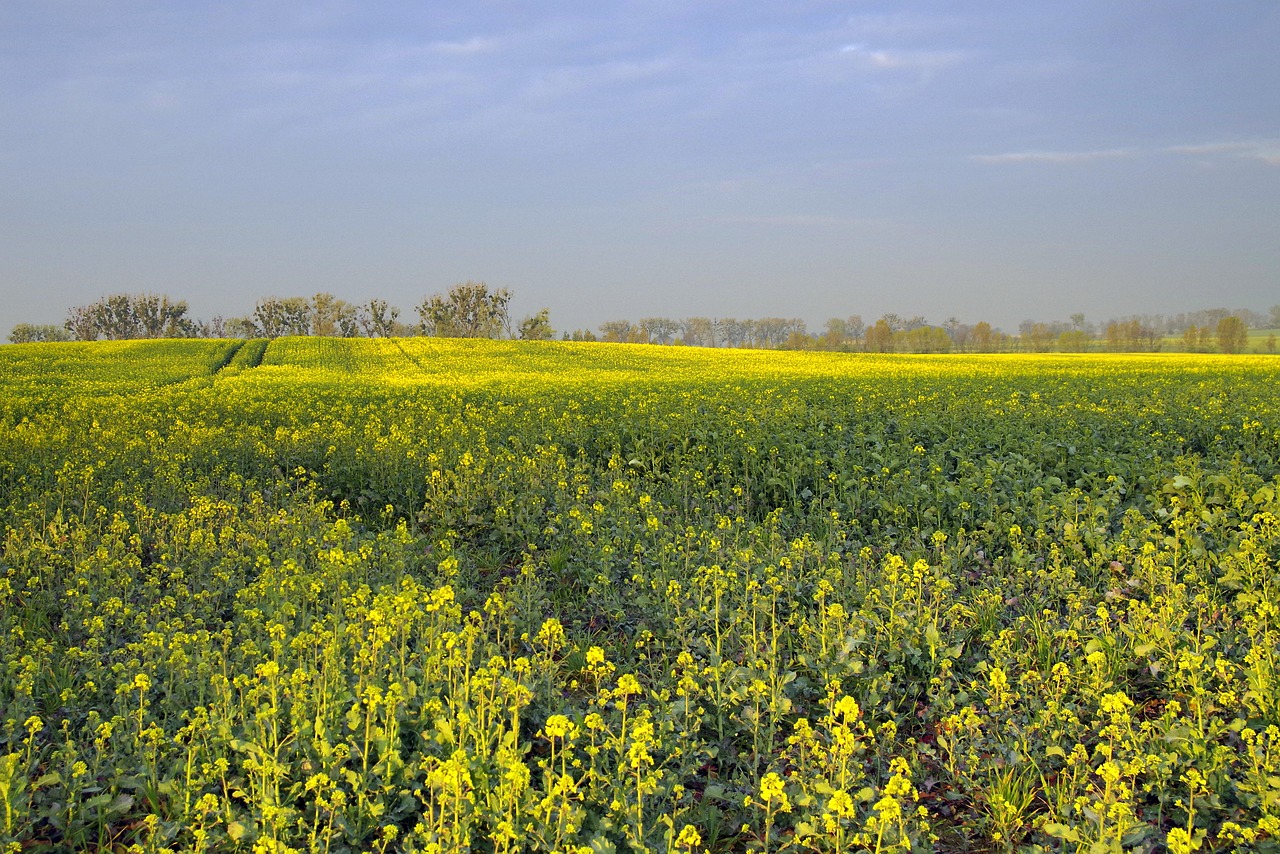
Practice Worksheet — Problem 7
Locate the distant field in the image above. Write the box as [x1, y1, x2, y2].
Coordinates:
[1248, 328, 1280, 349]
[1156, 327, 1277, 353]
[2, 339, 1279, 852]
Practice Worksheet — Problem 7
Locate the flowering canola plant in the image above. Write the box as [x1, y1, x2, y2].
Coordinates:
[1, 337, 1279, 851]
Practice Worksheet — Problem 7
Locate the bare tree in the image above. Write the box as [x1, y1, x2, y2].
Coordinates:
[753, 318, 794, 348]
[680, 317, 717, 347]
[65, 305, 99, 340]
[640, 317, 679, 345]
[715, 318, 755, 348]
[845, 315, 865, 343]
[254, 297, 312, 338]
[599, 319, 639, 343]
[357, 299, 400, 337]
[61, 293, 194, 340]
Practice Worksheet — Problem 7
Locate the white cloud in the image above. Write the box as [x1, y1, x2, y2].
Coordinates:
[427, 36, 500, 57]
[840, 43, 966, 75]
[972, 140, 1280, 168]
[971, 149, 1135, 164]
[1167, 142, 1250, 155]
[1168, 140, 1280, 166]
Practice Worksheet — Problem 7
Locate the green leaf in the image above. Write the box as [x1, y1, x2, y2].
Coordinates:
[34, 771, 63, 788]
[433, 716, 455, 746]
[108, 793, 134, 815]
[589, 835, 618, 854]
[84, 793, 115, 810]
[1042, 822, 1080, 842]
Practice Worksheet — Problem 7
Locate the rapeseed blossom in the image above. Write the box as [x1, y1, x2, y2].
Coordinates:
[1, 339, 1278, 851]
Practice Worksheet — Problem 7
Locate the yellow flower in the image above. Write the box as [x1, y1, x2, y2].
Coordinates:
[542, 714, 577, 740]
[1165, 827, 1194, 854]
[827, 789, 856, 819]
[676, 824, 702, 849]
[615, 673, 643, 698]
[759, 772, 792, 812]
[1098, 690, 1132, 718]
[534, 617, 566, 648]
[834, 695, 861, 722]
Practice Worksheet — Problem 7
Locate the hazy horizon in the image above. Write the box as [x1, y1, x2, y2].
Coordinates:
[4, 2, 1278, 337]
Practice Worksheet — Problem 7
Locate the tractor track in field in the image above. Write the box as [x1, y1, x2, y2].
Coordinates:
[210, 340, 246, 375]
[387, 336, 432, 373]
[208, 338, 271, 377]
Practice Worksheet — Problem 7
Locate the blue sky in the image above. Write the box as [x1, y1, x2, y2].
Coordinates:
[3, 1, 1278, 336]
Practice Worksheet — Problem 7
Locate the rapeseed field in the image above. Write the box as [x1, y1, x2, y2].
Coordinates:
[1, 338, 1278, 852]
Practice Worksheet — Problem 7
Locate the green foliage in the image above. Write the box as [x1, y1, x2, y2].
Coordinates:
[518, 309, 555, 341]
[1217, 316, 1249, 354]
[357, 299, 401, 338]
[310, 293, 360, 338]
[416, 281, 512, 338]
[63, 293, 197, 341]
[251, 297, 313, 338]
[7, 325, 71, 344]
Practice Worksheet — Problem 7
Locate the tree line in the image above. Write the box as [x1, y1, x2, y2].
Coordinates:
[8, 285, 1279, 354]
[579, 309, 1274, 355]
[9, 283, 551, 344]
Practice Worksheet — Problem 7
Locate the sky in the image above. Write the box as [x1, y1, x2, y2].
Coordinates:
[3, 1, 1279, 337]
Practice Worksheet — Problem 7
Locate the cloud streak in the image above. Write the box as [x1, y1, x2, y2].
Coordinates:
[839, 43, 967, 76]
[976, 141, 1280, 167]
[1167, 140, 1280, 166]
[971, 148, 1135, 164]
[427, 36, 500, 56]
